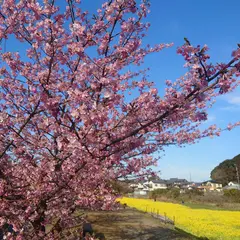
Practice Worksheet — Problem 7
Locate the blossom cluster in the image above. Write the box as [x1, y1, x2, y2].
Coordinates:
[0, 0, 239, 238]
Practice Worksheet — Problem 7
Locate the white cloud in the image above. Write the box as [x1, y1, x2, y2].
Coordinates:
[219, 91, 240, 111]
[228, 96, 240, 105]
[219, 106, 240, 112]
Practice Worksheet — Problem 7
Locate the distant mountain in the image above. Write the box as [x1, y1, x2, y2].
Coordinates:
[210, 154, 240, 186]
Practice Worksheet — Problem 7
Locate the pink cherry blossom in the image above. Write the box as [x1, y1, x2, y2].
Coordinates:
[0, 0, 239, 238]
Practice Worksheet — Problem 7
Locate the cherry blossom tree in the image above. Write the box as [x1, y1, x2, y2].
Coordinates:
[0, 0, 239, 238]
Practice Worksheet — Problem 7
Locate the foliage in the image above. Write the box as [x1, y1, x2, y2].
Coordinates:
[149, 189, 168, 199]
[186, 189, 204, 196]
[224, 189, 240, 202]
[211, 154, 240, 185]
[166, 188, 181, 199]
[150, 188, 203, 202]
[0, 0, 239, 238]
[111, 180, 133, 195]
[149, 188, 180, 200]
[120, 197, 240, 240]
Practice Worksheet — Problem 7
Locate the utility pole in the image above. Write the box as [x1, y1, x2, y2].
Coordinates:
[235, 164, 240, 186]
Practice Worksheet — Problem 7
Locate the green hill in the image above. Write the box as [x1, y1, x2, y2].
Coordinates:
[210, 154, 240, 186]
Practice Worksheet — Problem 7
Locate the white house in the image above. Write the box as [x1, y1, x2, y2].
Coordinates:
[130, 179, 167, 195]
[143, 180, 168, 191]
[228, 181, 240, 187]
[223, 181, 240, 190]
[129, 182, 144, 189]
[129, 182, 149, 195]
[200, 180, 223, 192]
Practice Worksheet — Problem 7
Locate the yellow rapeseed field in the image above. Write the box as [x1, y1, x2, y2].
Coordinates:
[119, 197, 240, 240]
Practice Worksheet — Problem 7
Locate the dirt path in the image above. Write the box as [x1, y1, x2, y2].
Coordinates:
[85, 208, 197, 240]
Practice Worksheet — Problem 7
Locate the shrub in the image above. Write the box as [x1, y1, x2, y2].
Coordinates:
[224, 189, 240, 202]
[149, 189, 168, 199]
[167, 188, 180, 199]
[185, 189, 204, 197]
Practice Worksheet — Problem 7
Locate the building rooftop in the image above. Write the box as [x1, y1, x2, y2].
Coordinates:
[151, 179, 167, 184]
[202, 180, 222, 184]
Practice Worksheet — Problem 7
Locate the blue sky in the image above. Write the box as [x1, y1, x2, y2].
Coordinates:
[3, 0, 240, 182]
[82, 0, 240, 181]
[144, 0, 240, 181]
